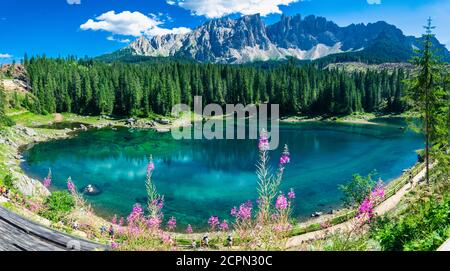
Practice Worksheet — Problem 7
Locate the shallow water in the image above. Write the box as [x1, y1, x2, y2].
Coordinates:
[21, 120, 423, 230]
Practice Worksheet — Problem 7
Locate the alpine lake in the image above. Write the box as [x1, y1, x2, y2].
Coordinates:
[20, 118, 423, 231]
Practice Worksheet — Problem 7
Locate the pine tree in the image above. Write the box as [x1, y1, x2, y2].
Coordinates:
[405, 18, 449, 183]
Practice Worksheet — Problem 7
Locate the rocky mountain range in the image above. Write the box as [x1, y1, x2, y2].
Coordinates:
[101, 14, 450, 64]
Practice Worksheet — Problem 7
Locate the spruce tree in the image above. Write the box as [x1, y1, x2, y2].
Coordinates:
[405, 18, 449, 183]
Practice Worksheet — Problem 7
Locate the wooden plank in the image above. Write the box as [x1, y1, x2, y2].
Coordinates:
[0, 206, 107, 251]
[0, 219, 63, 251]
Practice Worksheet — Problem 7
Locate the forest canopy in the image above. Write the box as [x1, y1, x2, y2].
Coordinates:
[23, 57, 407, 117]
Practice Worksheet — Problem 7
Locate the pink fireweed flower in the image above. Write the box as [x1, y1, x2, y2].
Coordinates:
[160, 232, 172, 245]
[279, 145, 291, 166]
[258, 129, 270, 151]
[67, 177, 75, 192]
[357, 198, 374, 220]
[43, 169, 52, 188]
[43, 177, 51, 188]
[147, 160, 155, 175]
[147, 217, 161, 229]
[273, 223, 292, 232]
[119, 217, 124, 226]
[244, 200, 253, 208]
[237, 202, 252, 220]
[220, 220, 229, 232]
[111, 215, 118, 225]
[208, 216, 220, 230]
[186, 224, 193, 234]
[371, 182, 385, 199]
[151, 198, 164, 210]
[275, 194, 288, 210]
[288, 188, 295, 199]
[230, 207, 238, 217]
[357, 183, 385, 223]
[167, 217, 177, 231]
[111, 242, 119, 250]
[127, 203, 144, 224]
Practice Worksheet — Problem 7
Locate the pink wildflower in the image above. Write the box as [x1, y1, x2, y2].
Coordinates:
[147, 160, 155, 175]
[43, 169, 52, 188]
[219, 220, 229, 232]
[160, 232, 172, 245]
[275, 194, 288, 210]
[273, 223, 292, 232]
[230, 207, 238, 216]
[258, 129, 270, 151]
[208, 216, 220, 230]
[151, 198, 164, 210]
[186, 224, 193, 234]
[147, 217, 161, 229]
[111, 215, 118, 225]
[167, 216, 177, 231]
[233, 202, 252, 220]
[288, 188, 295, 199]
[111, 242, 119, 250]
[67, 177, 75, 192]
[127, 203, 144, 224]
[357, 183, 385, 223]
[279, 145, 291, 166]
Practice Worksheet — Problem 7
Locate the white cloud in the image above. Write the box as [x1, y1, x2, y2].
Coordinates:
[67, 0, 81, 5]
[168, 0, 299, 18]
[80, 10, 191, 37]
[145, 26, 191, 36]
[367, 0, 381, 4]
[0, 53, 12, 59]
[81, 11, 160, 36]
[107, 36, 131, 43]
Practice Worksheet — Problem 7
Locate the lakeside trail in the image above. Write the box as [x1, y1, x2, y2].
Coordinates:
[285, 165, 427, 249]
[53, 113, 63, 122]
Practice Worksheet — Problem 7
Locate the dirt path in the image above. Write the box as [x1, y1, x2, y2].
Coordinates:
[54, 113, 63, 122]
[285, 166, 427, 249]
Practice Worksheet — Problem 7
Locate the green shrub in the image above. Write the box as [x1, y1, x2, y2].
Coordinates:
[339, 172, 377, 207]
[40, 191, 75, 222]
[3, 174, 14, 189]
[371, 195, 450, 251]
[0, 115, 15, 127]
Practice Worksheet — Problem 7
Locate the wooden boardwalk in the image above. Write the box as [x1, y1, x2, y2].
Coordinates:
[0, 206, 107, 251]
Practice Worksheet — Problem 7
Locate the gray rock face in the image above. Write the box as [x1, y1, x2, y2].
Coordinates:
[16, 126, 37, 137]
[118, 14, 450, 64]
[11, 171, 50, 198]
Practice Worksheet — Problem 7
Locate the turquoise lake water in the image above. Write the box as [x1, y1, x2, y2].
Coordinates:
[21, 120, 423, 230]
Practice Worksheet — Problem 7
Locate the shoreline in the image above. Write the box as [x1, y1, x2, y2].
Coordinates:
[0, 111, 419, 248]
[280, 113, 410, 126]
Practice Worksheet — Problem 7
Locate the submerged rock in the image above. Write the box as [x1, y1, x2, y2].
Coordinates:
[81, 184, 102, 196]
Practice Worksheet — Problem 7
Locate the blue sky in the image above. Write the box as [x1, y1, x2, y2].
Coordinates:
[0, 0, 449, 63]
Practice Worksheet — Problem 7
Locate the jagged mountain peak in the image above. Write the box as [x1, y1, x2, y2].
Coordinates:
[110, 14, 450, 64]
